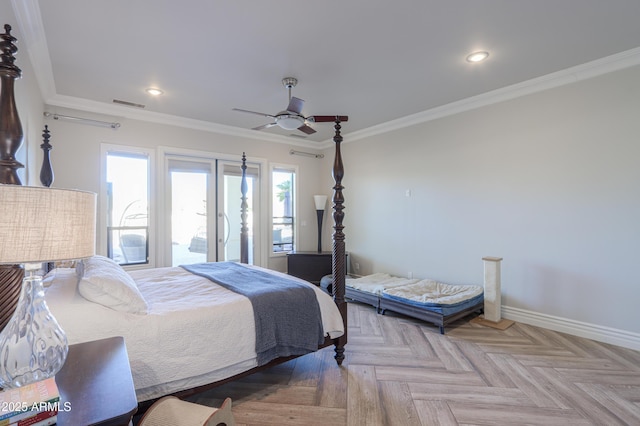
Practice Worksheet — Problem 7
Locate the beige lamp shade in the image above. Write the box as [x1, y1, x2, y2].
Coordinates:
[0, 185, 97, 264]
[314, 195, 327, 211]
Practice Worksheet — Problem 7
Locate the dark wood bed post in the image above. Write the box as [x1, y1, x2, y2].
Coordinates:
[0, 24, 25, 332]
[40, 125, 54, 187]
[240, 152, 249, 264]
[331, 117, 348, 365]
[40, 125, 56, 274]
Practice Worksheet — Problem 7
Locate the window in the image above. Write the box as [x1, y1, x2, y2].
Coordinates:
[106, 152, 150, 265]
[272, 167, 296, 253]
[167, 159, 211, 266]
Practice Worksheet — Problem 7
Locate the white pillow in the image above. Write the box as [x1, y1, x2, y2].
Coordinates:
[78, 255, 149, 314]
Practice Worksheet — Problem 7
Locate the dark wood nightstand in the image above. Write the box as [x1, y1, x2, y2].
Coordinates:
[287, 251, 333, 285]
[56, 336, 137, 426]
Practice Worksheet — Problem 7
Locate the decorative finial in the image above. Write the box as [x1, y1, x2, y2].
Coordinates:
[40, 125, 54, 187]
[0, 24, 21, 76]
[41, 125, 52, 150]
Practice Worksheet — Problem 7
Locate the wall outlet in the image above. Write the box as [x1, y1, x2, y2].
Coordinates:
[408, 271, 413, 279]
[354, 262, 360, 272]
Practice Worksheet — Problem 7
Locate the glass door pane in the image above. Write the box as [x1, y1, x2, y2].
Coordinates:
[105, 152, 149, 265]
[218, 162, 259, 263]
[170, 170, 209, 266]
[272, 169, 295, 253]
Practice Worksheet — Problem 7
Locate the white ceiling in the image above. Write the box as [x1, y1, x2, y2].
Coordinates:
[13, 0, 640, 144]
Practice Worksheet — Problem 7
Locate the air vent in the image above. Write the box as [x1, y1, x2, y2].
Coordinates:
[288, 133, 307, 139]
[113, 99, 146, 109]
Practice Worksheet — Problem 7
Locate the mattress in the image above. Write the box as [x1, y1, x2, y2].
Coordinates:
[383, 279, 482, 304]
[382, 279, 484, 316]
[346, 273, 418, 295]
[44, 266, 344, 402]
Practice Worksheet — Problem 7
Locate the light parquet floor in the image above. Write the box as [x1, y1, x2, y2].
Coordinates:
[185, 302, 640, 425]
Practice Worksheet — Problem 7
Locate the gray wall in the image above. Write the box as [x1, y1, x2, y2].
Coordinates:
[332, 65, 640, 338]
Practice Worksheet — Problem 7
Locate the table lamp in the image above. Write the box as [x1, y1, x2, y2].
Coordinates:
[0, 185, 96, 388]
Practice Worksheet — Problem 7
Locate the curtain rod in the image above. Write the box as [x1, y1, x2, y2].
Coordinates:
[289, 149, 324, 159]
[43, 112, 121, 129]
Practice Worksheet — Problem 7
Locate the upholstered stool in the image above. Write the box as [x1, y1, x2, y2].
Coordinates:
[138, 396, 235, 426]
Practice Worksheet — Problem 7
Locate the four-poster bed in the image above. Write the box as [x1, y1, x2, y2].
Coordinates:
[42, 123, 349, 404]
[0, 22, 348, 406]
[42, 121, 348, 404]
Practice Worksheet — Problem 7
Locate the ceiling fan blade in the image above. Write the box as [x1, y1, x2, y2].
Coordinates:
[252, 123, 277, 131]
[286, 97, 304, 114]
[233, 108, 276, 119]
[297, 124, 316, 135]
[307, 115, 349, 123]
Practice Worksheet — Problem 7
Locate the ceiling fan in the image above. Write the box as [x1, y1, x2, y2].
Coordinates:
[233, 77, 340, 135]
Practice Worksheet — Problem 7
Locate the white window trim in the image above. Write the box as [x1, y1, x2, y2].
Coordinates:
[100, 143, 155, 269]
[270, 162, 299, 257]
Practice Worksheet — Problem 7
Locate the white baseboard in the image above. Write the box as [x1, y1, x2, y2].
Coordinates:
[502, 306, 640, 351]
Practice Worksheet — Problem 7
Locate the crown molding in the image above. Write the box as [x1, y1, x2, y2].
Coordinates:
[14, 0, 640, 152]
[329, 46, 640, 148]
[13, 1, 322, 150]
[11, 0, 56, 100]
[45, 94, 319, 147]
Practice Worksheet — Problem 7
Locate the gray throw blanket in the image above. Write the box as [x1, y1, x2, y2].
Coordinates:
[180, 262, 325, 365]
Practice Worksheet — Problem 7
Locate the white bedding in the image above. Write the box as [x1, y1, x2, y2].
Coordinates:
[346, 273, 418, 295]
[383, 280, 483, 305]
[44, 265, 344, 402]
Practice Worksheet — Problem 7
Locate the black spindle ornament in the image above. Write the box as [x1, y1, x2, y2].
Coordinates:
[40, 125, 54, 187]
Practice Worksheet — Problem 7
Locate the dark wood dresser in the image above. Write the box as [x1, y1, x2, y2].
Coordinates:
[286, 251, 333, 285]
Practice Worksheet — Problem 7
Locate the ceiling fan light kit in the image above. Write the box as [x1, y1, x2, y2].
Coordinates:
[277, 115, 305, 130]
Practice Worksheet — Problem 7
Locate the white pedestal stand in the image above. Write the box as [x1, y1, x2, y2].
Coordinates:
[471, 256, 514, 330]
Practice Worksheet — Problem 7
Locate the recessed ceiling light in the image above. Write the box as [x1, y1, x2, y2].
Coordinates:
[146, 87, 163, 96]
[466, 51, 489, 63]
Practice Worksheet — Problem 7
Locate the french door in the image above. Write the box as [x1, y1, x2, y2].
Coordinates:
[164, 154, 260, 266]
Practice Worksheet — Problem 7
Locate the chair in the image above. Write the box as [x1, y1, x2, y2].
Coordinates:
[138, 396, 235, 426]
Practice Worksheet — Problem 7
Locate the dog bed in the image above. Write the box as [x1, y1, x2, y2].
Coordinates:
[345, 273, 483, 334]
